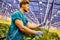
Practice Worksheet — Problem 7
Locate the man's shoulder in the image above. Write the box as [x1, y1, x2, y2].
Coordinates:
[11, 10, 20, 16]
[13, 10, 19, 14]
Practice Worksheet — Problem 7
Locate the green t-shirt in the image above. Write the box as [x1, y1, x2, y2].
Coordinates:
[6, 10, 28, 40]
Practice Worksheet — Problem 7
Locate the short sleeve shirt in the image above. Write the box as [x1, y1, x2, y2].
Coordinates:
[6, 10, 28, 40]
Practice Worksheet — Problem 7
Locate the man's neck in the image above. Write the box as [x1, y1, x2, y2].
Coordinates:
[20, 8, 25, 14]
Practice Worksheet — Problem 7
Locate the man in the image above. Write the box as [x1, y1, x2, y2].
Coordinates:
[6, 0, 43, 40]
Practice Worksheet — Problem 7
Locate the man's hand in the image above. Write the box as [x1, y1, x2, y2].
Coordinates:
[34, 31, 43, 36]
[39, 22, 45, 27]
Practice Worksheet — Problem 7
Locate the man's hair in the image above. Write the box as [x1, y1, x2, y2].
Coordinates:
[19, 0, 29, 7]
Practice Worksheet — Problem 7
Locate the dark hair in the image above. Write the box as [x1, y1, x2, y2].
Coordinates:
[20, 0, 29, 7]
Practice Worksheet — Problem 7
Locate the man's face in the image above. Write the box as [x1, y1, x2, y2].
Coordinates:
[22, 4, 29, 12]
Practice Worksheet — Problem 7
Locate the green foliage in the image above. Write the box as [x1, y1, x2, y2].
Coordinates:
[0, 23, 60, 40]
[0, 23, 10, 39]
[24, 28, 60, 40]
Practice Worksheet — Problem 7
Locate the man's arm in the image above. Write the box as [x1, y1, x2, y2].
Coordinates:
[26, 22, 40, 29]
[15, 19, 36, 34]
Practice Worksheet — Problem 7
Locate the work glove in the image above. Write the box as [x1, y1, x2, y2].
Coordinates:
[34, 31, 43, 36]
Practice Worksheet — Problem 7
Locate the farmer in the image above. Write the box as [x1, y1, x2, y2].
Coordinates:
[6, 0, 44, 40]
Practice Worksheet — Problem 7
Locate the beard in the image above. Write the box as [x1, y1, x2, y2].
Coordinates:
[24, 9, 28, 12]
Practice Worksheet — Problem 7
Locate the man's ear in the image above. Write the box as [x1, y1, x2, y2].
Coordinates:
[22, 4, 26, 8]
[22, 4, 24, 7]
